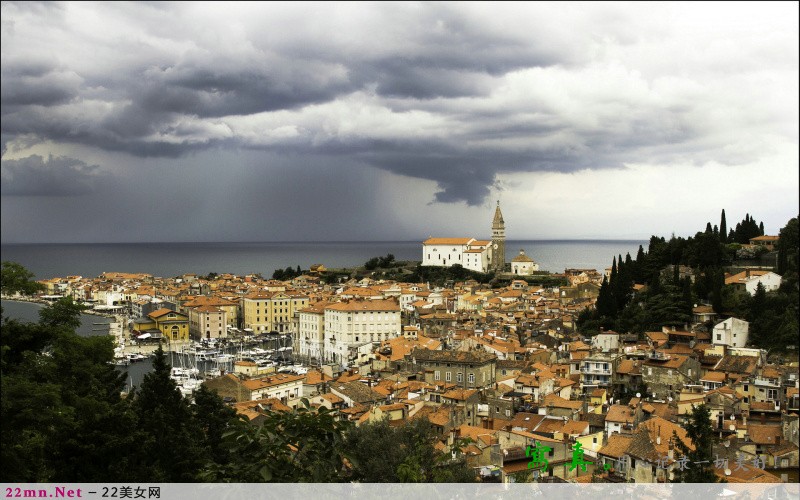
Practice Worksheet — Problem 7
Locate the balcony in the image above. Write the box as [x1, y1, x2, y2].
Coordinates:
[582, 366, 612, 375]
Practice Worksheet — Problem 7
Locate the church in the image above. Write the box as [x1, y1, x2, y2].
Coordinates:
[421, 202, 508, 273]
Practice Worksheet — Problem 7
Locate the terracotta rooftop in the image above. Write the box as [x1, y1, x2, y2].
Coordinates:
[598, 434, 634, 459]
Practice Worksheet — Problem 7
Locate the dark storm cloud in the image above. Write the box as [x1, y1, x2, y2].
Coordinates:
[1, 2, 797, 207]
[1, 154, 111, 196]
[0, 59, 80, 107]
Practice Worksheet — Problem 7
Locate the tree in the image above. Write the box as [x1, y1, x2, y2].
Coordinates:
[39, 297, 87, 331]
[192, 385, 239, 468]
[128, 345, 205, 481]
[673, 404, 720, 483]
[719, 209, 727, 243]
[1, 261, 45, 296]
[343, 418, 475, 482]
[777, 216, 798, 278]
[200, 399, 350, 482]
[1, 263, 135, 482]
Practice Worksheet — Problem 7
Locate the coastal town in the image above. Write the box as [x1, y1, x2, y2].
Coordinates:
[5, 204, 798, 485]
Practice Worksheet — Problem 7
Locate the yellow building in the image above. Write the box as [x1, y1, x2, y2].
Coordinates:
[148, 308, 190, 342]
[241, 291, 309, 333]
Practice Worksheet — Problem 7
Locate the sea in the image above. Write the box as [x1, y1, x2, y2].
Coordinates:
[0, 240, 646, 280]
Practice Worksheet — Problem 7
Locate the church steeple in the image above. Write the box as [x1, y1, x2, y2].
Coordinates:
[493, 200, 504, 226]
[491, 200, 505, 272]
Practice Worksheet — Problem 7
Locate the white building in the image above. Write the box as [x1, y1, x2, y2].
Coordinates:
[712, 317, 749, 348]
[592, 332, 620, 352]
[510, 249, 539, 276]
[725, 270, 782, 295]
[421, 237, 492, 272]
[323, 299, 401, 366]
[421, 202, 509, 273]
[298, 301, 328, 362]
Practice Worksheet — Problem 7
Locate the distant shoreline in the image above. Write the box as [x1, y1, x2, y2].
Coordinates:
[0, 294, 118, 319]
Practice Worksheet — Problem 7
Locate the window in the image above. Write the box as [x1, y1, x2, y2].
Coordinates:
[457, 372, 463, 383]
[435, 371, 441, 381]
[446, 372, 452, 382]
[767, 389, 778, 401]
[468, 373, 475, 384]
[505, 409, 511, 417]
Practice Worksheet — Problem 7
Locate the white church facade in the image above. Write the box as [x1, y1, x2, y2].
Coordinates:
[422, 202, 533, 274]
[421, 238, 492, 272]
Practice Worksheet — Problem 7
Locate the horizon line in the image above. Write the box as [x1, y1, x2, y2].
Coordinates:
[1, 238, 651, 245]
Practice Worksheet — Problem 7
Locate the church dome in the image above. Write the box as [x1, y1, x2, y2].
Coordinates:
[511, 249, 534, 263]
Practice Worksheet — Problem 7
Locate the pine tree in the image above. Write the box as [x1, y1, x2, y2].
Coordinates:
[129, 345, 205, 481]
[673, 404, 719, 483]
[193, 385, 239, 467]
[720, 209, 727, 243]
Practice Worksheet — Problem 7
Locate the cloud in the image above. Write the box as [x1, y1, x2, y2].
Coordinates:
[1, 154, 110, 196]
[0, 2, 797, 207]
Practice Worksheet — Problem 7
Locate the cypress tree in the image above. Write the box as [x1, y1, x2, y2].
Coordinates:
[597, 276, 614, 318]
[720, 209, 727, 243]
[705, 222, 713, 234]
[634, 245, 647, 283]
[759, 221, 765, 235]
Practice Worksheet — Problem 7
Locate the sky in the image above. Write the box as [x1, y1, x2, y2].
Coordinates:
[1, 2, 798, 243]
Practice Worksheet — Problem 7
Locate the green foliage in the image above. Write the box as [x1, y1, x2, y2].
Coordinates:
[409, 264, 493, 287]
[201, 398, 351, 482]
[127, 346, 206, 482]
[673, 404, 720, 483]
[1, 267, 133, 482]
[272, 266, 303, 281]
[365, 253, 396, 271]
[344, 418, 475, 483]
[744, 283, 799, 352]
[39, 296, 87, 331]
[731, 213, 764, 244]
[719, 210, 727, 243]
[1, 261, 45, 295]
[192, 385, 239, 466]
[777, 216, 798, 283]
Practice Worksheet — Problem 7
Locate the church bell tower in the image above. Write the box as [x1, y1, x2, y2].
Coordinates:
[491, 200, 506, 272]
